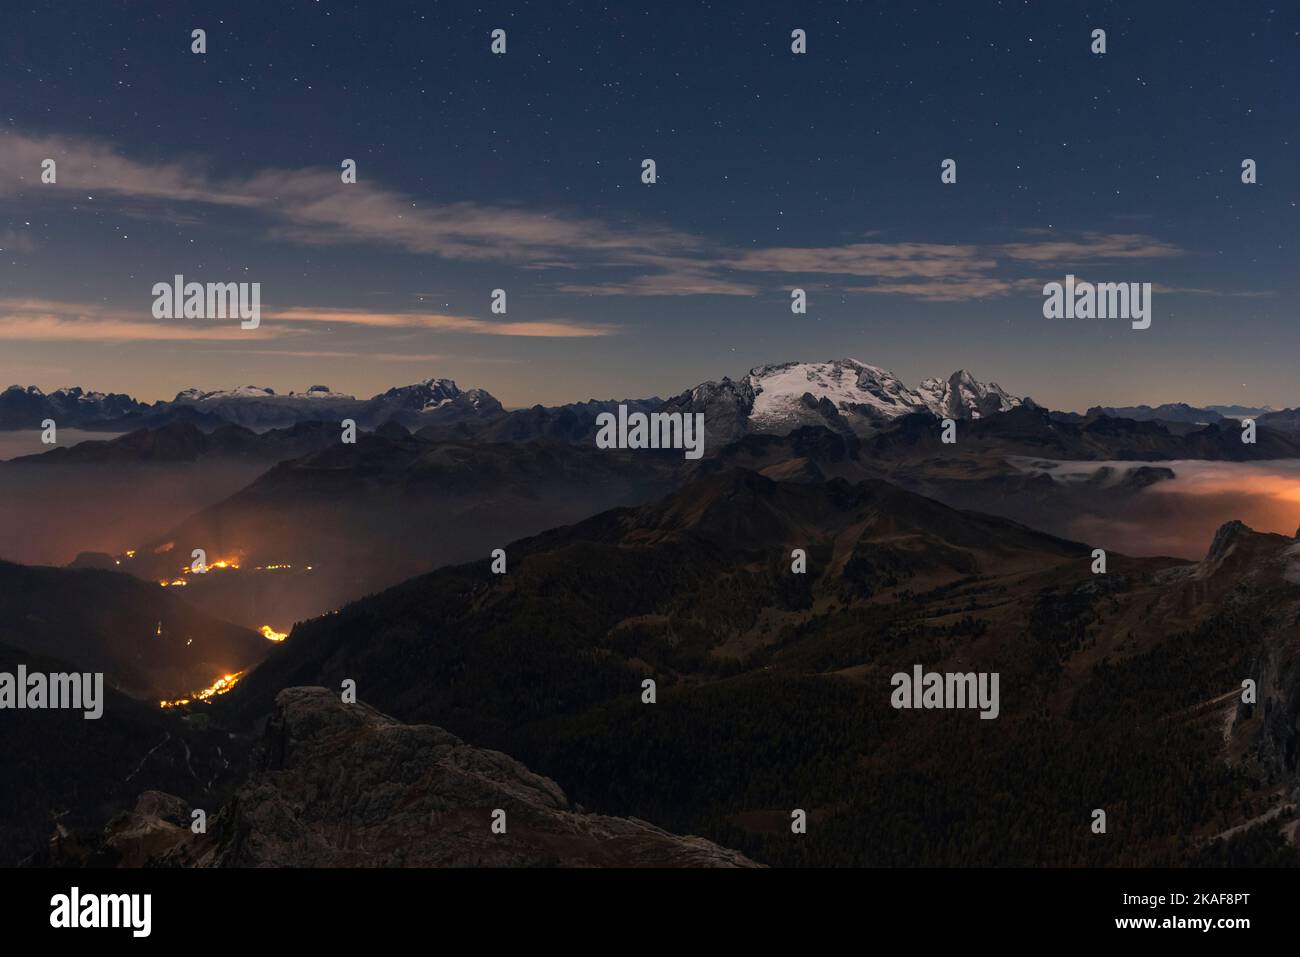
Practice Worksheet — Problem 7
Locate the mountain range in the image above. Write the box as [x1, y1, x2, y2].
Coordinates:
[659, 360, 1023, 447]
[9, 361, 1300, 445]
[1083, 403, 1279, 423]
[0, 362, 1020, 440]
[6, 430, 1300, 867]
[17, 390, 1300, 625]
[0, 379, 505, 433]
[0, 385, 145, 430]
[6, 420, 342, 465]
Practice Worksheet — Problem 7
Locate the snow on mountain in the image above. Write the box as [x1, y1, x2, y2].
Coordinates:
[161, 385, 364, 428]
[175, 385, 282, 402]
[290, 385, 352, 400]
[173, 384, 361, 403]
[748, 360, 929, 432]
[372, 377, 463, 409]
[1, 363, 1018, 438]
[154, 378, 506, 429]
[916, 369, 1021, 420]
[0, 384, 146, 429]
[664, 359, 1022, 444]
[364, 378, 504, 425]
[50, 387, 112, 405]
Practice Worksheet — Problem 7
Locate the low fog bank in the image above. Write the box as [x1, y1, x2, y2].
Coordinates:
[0, 461, 269, 566]
[1022, 458, 1300, 559]
[0, 429, 124, 461]
[138, 478, 680, 630]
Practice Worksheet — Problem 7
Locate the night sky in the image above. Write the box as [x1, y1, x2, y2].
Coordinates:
[1, 0, 1296, 410]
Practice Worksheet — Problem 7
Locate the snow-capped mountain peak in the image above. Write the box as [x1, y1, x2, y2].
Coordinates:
[663, 358, 1023, 445]
[917, 369, 1020, 420]
[287, 385, 352, 400]
[0, 384, 146, 428]
[174, 385, 279, 402]
[174, 384, 361, 403]
[746, 359, 923, 432]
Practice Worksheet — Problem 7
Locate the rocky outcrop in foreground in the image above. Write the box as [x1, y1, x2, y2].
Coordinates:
[108, 687, 758, 868]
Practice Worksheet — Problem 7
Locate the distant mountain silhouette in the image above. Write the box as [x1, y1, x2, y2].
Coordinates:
[8, 421, 340, 465]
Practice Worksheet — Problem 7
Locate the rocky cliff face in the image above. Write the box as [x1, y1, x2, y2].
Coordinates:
[102, 687, 758, 868]
[1204, 527, 1300, 813]
[1244, 637, 1300, 795]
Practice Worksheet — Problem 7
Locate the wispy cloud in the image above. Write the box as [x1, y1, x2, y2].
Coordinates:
[555, 272, 761, 297]
[0, 298, 614, 342]
[1151, 284, 1273, 298]
[719, 242, 997, 279]
[0, 131, 700, 266]
[997, 232, 1183, 263]
[235, 349, 524, 364]
[268, 307, 616, 337]
[845, 277, 1045, 302]
[831, 234, 1191, 301]
[0, 298, 295, 342]
[0, 132, 257, 207]
[0, 130, 1214, 305]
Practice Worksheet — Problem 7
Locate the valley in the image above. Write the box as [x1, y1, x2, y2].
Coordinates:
[4, 362, 1300, 869]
